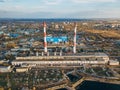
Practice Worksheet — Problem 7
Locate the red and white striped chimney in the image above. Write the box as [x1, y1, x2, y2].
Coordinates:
[43, 22, 47, 53]
[73, 22, 77, 54]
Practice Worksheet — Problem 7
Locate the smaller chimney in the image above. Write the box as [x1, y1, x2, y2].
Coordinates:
[36, 51, 39, 56]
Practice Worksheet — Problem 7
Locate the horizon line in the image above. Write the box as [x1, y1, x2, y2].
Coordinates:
[0, 17, 120, 20]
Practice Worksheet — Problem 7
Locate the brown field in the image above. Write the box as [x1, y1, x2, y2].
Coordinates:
[86, 30, 120, 39]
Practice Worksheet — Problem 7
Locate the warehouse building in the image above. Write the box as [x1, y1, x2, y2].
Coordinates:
[12, 53, 109, 67]
[46, 36, 68, 44]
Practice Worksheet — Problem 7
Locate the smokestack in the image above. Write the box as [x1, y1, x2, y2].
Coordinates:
[54, 52, 56, 56]
[60, 50, 62, 56]
[42, 52, 44, 56]
[47, 52, 49, 56]
[43, 22, 47, 53]
[36, 51, 39, 56]
[73, 22, 77, 54]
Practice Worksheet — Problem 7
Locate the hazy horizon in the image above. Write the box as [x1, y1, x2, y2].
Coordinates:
[0, 0, 120, 18]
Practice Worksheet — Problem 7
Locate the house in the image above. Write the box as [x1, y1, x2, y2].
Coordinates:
[109, 60, 119, 66]
[0, 66, 12, 73]
[16, 67, 28, 72]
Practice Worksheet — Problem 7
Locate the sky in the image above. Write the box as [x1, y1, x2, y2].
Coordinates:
[0, 0, 120, 18]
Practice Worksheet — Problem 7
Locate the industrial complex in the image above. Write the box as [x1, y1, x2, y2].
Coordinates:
[0, 20, 120, 90]
[11, 22, 118, 68]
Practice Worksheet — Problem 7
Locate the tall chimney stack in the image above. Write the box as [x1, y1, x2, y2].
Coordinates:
[43, 22, 47, 53]
[73, 22, 77, 54]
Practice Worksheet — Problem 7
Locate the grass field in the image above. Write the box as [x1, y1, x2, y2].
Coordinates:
[86, 30, 120, 39]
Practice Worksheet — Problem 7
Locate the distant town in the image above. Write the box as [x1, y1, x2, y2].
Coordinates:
[0, 19, 120, 90]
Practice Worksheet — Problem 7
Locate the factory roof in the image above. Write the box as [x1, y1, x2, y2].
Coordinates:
[15, 53, 109, 61]
[46, 36, 68, 43]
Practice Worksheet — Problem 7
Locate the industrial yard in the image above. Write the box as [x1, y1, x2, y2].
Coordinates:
[0, 19, 120, 90]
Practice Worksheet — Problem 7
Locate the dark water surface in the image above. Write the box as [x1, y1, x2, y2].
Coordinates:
[76, 80, 120, 90]
[57, 88, 67, 90]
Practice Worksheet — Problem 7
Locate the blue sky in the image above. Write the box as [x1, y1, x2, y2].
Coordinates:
[0, 0, 120, 18]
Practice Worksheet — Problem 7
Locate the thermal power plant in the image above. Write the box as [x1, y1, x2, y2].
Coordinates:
[73, 22, 77, 54]
[11, 22, 111, 68]
[43, 22, 47, 53]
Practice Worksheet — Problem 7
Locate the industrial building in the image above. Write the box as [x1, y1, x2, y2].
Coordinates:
[46, 36, 68, 44]
[12, 53, 109, 67]
[0, 66, 12, 73]
[15, 67, 29, 72]
[109, 60, 119, 66]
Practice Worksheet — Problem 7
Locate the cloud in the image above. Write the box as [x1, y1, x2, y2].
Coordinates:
[0, 0, 13, 2]
[0, 9, 120, 18]
[0, 0, 118, 3]
[0, 0, 120, 18]
[0, 10, 61, 18]
[68, 9, 120, 18]
[0, 0, 6, 2]
[43, 0, 61, 5]
[72, 0, 118, 3]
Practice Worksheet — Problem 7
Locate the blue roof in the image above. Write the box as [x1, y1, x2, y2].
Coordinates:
[9, 33, 19, 38]
[46, 36, 68, 43]
[0, 31, 3, 34]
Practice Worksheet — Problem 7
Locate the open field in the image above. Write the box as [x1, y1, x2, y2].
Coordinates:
[86, 30, 120, 39]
